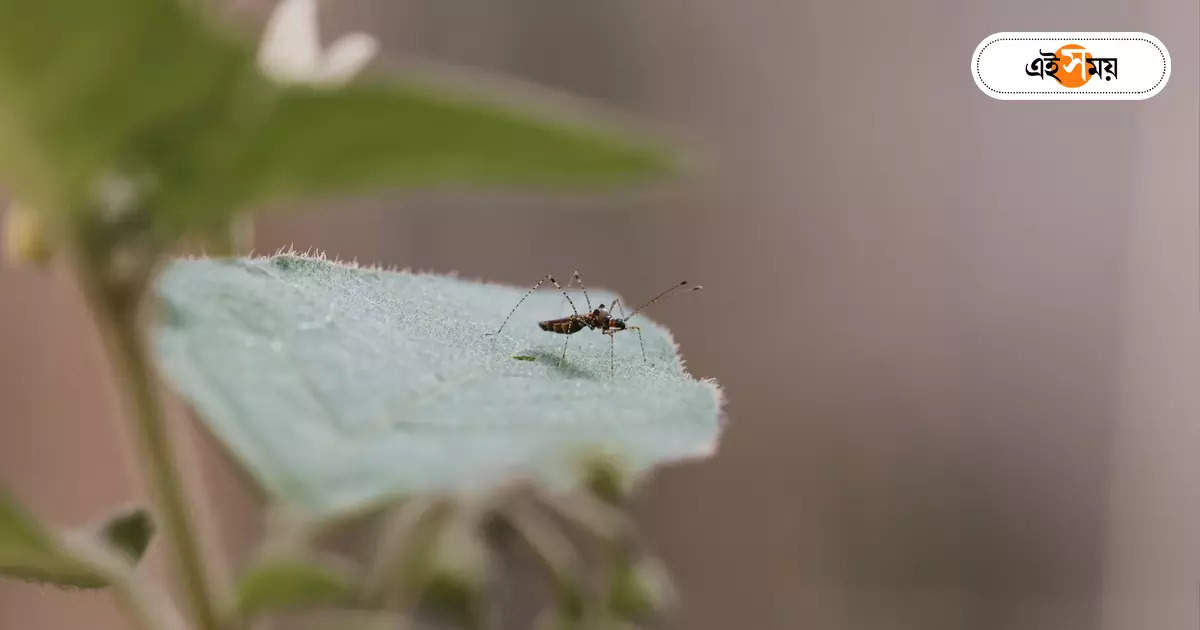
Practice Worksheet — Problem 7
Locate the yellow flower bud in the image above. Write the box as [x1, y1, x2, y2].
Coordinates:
[2, 202, 55, 265]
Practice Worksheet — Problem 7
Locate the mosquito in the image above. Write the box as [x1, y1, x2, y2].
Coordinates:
[488, 271, 703, 375]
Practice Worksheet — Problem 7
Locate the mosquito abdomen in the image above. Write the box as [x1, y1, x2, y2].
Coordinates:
[539, 317, 585, 334]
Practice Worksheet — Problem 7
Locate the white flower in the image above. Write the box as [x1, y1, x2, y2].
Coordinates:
[257, 0, 379, 86]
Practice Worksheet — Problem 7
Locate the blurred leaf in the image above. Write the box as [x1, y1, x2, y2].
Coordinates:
[502, 500, 585, 620]
[232, 82, 675, 207]
[362, 497, 450, 605]
[95, 507, 155, 565]
[0, 488, 106, 588]
[0, 0, 258, 219]
[578, 451, 632, 506]
[416, 512, 490, 627]
[234, 555, 355, 618]
[152, 254, 722, 515]
[607, 557, 674, 622]
[0, 1, 674, 237]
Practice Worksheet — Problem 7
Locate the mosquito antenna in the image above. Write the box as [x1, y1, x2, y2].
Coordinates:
[490, 274, 578, 336]
[626, 281, 703, 320]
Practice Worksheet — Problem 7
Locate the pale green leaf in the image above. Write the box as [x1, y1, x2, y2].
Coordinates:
[152, 254, 721, 515]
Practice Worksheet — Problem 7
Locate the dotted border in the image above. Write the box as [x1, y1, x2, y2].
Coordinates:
[975, 37, 1167, 95]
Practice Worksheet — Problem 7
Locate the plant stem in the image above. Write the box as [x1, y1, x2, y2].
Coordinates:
[66, 536, 189, 630]
[83, 266, 225, 630]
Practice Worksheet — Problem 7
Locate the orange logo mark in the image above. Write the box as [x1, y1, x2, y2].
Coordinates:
[1054, 44, 1093, 87]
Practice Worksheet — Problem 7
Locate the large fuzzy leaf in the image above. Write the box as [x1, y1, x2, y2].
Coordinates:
[153, 254, 721, 515]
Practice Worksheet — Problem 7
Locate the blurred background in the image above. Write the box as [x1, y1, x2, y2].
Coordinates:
[2, 1, 1197, 628]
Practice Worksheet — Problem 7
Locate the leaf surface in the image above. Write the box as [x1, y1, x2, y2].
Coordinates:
[154, 255, 721, 515]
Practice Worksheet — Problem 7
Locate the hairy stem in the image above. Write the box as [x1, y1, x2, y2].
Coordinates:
[66, 536, 189, 630]
[80, 260, 225, 630]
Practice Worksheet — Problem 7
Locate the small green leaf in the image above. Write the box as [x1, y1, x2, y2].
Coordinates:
[153, 254, 722, 515]
[95, 507, 154, 565]
[607, 557, 674, 622]
[234, 555, 355, 618]
[0, 488, 106, 588]
[578, 451, 633, 506]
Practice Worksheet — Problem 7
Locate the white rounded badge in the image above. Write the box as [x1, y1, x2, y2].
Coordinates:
[972, 32, 1170, 100]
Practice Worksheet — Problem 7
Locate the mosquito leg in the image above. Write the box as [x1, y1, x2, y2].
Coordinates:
[627, 326, 647, 363]
[558, 270, 592, 315]
[550, 276, 580, 317]
[491, 274, 551, 336]
[490, 274, 579, 336]
[608, 331, 615, 376]
[560, 335, 570, 366]
[610, 326, 647, 364]
[571, 270, 593, 311]
[610, 297, 626, 319]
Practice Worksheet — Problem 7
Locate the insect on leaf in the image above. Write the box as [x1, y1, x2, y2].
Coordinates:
[153, 254, 722, 516]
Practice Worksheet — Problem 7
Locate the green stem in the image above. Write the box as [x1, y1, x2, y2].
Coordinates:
[66, 536, 189, 630]
[83, 268, 225, 630]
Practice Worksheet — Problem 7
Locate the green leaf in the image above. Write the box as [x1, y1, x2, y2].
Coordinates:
[234, 555, 355, 618]
[0, 488, 106, 588]
[0, 1, 673, 235]
[0, 0, 257, 218]
[152, 254, 722, 516]
[95, 507, 155, 565]
[232, 82, 674, 208]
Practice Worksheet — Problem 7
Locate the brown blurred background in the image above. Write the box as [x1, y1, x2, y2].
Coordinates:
[2, 1, 1198, 629]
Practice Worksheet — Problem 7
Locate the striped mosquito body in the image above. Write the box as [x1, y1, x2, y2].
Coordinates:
[538, 316, 588, 335]
[489, 271, 702, 375]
